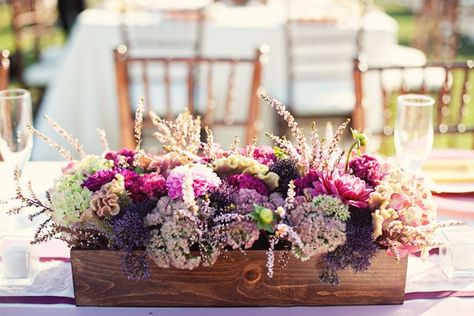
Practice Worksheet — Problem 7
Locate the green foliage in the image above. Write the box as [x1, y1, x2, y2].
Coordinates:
[248, 204, 275, 233]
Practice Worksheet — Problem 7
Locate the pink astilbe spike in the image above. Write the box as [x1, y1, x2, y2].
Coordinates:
[323, 118, 350, 170]
[203, 127, 217, 161]
[261, 95, 310, 169]
[96, 128, 110, 151]
[134, 99, 145, 150]
[310, 122, 322, 169]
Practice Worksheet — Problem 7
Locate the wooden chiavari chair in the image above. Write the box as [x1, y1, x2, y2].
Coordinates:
[0, 50, 10, 91]
[353, 57, 474, 148]
[283, 0, 367, 134]
[119, 6, 206, 58]
[9, 0, 58, 85]
[114, 45, 267, 149]
[411, 0, 460, 61]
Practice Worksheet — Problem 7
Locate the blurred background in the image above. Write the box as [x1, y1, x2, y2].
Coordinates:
[0, 0, 473, 159]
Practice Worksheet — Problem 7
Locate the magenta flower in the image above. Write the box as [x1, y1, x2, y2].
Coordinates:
[251, 146, 276, 166]
[294, 169, 319, 195]
[83, 169, 117, 192]
[166, 165, 221, 199]
[105, 149, 136, 169]
[120, 169, 146, 202]
[227, 174, 268, 196]
[142, 173, 167, 199]
[349, 154, 385, 187]
[311, 171, 373, 209]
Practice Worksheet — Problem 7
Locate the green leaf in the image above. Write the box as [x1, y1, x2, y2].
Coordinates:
[273, 146, 288, 160]
[263, 223, 274, 233]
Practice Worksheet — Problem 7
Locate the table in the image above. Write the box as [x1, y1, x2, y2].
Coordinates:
[1, 161, 474, 315]
[31, 2, 417, 160]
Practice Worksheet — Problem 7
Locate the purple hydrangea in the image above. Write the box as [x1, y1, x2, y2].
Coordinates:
[233, 189, 272, 214]
[82, 169, 117, 192]
[227, 174, 269, 196]
[349, 154, 385, 187]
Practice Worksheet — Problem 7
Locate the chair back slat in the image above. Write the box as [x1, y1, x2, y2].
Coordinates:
[114, 46, 135, 149]
[435, 64, 450, 129]
[223, 61, 237, 126]
[245, 48, 264, 144]
[353, 57, 474, 148]
[187, 61, 195, 113]
[204, 61, 215, 126]
[378, 69, 392, 136]
[420, 67, 428, 94]
[0, 50, 10, 91]
[113, 46, 267, 148]
[141, 60, 152, 114]
[163, 60, 172, 120]
[458, 66, 471, 128]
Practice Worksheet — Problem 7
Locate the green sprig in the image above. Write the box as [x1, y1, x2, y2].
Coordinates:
[344, 128, 368, 173]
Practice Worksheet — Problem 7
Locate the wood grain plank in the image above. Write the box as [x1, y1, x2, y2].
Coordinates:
[71, 249, 407, 307]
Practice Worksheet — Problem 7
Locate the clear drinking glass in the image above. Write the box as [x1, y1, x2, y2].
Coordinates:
[0, 89, 33, 173]
[394, 94, 434, 172]
[0, 236, 37, 286]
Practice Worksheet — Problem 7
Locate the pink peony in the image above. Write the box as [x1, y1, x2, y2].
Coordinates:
[166, 164, 221, 199]
[311, 171, 373, 209]
[349, 154, 386, 187]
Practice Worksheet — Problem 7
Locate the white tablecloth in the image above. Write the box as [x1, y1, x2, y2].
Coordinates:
[31, 1, 413, 160]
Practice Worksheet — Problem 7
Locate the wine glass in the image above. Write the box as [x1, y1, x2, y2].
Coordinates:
[394, 94, 434, 173]
[0, 89, 33, 174]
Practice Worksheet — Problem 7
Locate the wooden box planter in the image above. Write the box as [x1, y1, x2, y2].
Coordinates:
[71, 249, 407, 307]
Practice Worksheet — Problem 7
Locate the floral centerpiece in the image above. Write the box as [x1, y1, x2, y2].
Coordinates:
[8, 96, 456, 286]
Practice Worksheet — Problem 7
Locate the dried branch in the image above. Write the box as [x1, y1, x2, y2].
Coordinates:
[44, 115, 86, 158]
[27, 124, 73, 161]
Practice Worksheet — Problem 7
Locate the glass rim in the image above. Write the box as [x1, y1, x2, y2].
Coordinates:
[397, 94, 434, 107]
[0, 88, 31, 100]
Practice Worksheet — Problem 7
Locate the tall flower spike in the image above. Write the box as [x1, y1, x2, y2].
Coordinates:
[323, 118, 350, 170]
[96, 128, 109, 151]
[134, 98, 145, 150]
[150, 110, 202, 156]
[43, 115, 86, 158]
[285, 180, 296, 208]
[27, 124, 73, 161]
[261, 95, 309, 169]
[203, 127, 217, 161]
[265, 133, 297, 157]
[310, 122, 322, 169]
[230, 136, 240, 154]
